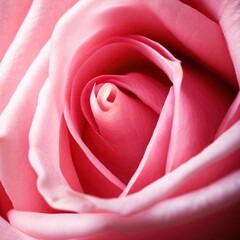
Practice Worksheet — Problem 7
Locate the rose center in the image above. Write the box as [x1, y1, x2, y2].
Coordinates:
[82, 81, 158, 184]
[97, 83, 117, 111]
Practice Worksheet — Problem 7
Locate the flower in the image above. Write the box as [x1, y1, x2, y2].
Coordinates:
[0, 0, 240, 239]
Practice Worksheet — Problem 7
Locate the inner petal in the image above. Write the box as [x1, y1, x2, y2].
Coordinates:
[96, 83, 117, 111]
[84, 82, 158, 184]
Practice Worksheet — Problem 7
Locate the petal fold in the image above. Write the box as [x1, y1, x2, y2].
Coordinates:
[8, 170, 240, 240]
[0, 43, 51, 212]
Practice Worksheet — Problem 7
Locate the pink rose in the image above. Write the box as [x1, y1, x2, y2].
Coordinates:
[0, 0, 240, 239]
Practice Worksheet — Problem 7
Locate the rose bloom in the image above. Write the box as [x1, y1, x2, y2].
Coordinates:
[0, 0, 240, 239]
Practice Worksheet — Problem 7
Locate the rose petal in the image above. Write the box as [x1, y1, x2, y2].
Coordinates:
[0, 0, 32, 61]
[0, 43, 51, 211]
[0, 216, 36, 240]
[8, 170, 240, 240]
[87, 120, 240, 215]
[148, 0, 236, 88]
[216, 92, 240, 137]
[0, 0, 78, 112]
[165, 63, 235, 172]
[29, 81, 94, 212]
[122, 88, 174, 195]
[185, 0, 240, 136]
[69, 134, 125, 198]
[59, 117, 83, 192]
[171, 146, 240, 199]
[180, 0, 228, 22]
[220, 0, 240, 86]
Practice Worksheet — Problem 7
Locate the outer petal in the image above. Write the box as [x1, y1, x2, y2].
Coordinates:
[0, 43, 51, 211]
[220, 0, 240, 86]
[8, 170, 240, 240]
[216, 0, 240, 135]
[0, 0, 78, 113]
[29, 117, 240, 216]
[29, 80, 94, 212]
[59, 117, 83, 193]
[216, 92, 240, 137]
[180, 0, 228, 22]
[87, 121, 240, 215]
[0, 216, 36, 240]
[166, 63, 234, 172]
[0, 0, 32, 61]
[148, 0, 236, 88]
[185, 0, 240, 135]
[0, 0, 79, 212]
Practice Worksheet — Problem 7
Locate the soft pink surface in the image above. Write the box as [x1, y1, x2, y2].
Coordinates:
[0, 0, 78, 112]
[86, 121, 240, 214]
[165, 63, 234, 173]
[0, 0, 79, 212]
[6, 121, 240, 239]
[122, 88, 175, 196]
[0, 43, 51, 212]
[0, 0, 239, 239]
[180, 0, 228, 22]
[216, 92, 240, 137]
[220, 0, 240, 86]
[0, 0, 32, 61]
[0, 216, 37, 240]
[8, 169, 240, 239]
[11, 1, 238, 211]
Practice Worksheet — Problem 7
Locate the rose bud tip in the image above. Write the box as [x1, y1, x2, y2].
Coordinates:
[97, 83, 118, 112]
